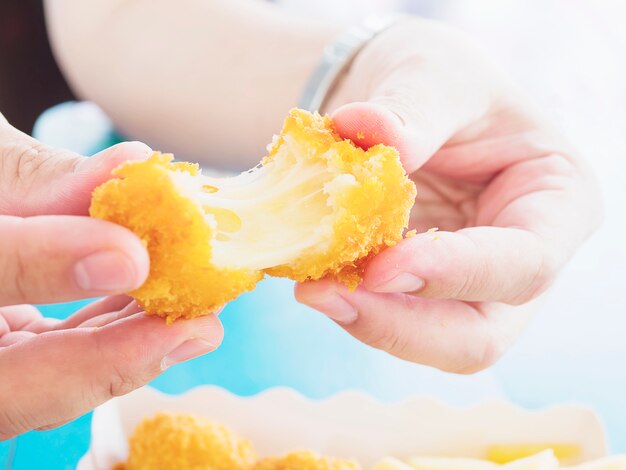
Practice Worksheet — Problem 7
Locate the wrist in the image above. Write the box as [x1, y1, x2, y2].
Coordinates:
[299, 14, 405, 113]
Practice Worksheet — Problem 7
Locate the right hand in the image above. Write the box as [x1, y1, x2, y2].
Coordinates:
[296, 18, 602, 374]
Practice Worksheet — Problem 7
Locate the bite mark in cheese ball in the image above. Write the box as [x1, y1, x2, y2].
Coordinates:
[90, 109, 416, 322]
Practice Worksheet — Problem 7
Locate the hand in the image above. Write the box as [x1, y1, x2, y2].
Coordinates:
[0, 297, 222, 439]
[0, 118, 151, 304]
[296, 18, 601, 373]
[0, 117, 224, 438]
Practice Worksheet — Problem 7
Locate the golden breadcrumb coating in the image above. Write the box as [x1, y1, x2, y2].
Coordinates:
[254, 451, 361, 470]
[90, 108, 416, 322]
[123, 412, 256, 470]
[90, 152, 262, 322]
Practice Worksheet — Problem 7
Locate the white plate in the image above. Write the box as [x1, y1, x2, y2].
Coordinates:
[78, 386, 608, 470]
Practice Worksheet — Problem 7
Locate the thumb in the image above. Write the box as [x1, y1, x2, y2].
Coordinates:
[332, 91, 487, 174]
[362, 227, 552, 305]
[329, 21, 498, 173]
[0, 121, 151, 216]
[0, 312, 223, 439]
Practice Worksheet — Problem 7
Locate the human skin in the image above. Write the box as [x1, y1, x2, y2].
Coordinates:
[46, 1, 601, 372]
[296, 18, 602, 373]
[0, 115, 224, 439]
[43, 0, 340, 170]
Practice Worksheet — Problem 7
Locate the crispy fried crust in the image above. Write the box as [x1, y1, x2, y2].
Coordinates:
[254, 451, 361, 470]
[90, 109, 415, 322]
[124, 412, 256, 470]
[265, 110, 416, 287]
[90, 153, 262, 323]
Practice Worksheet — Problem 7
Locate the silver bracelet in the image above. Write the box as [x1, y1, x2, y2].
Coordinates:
[299, 15, 403, 113]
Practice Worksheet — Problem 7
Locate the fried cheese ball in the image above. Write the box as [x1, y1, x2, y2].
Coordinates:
[123, 412, 256, 470]
[254, 450, 361, 470]
[90, 108, 416, 322]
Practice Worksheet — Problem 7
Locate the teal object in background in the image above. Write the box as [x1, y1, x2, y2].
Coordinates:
[32, 101, 122, 156]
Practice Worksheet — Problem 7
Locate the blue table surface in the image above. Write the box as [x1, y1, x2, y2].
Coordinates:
[2, 102, 625, 468]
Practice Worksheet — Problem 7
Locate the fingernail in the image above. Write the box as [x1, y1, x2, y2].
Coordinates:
[74, 250, 140, 292]
[161, 338, 216, 370]
[308, 293, 358, 325]
[372, 273, 425, 293]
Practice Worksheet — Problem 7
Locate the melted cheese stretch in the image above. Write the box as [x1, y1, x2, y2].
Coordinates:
[170, 154, 341, 271]
[90, 109, 416, 322]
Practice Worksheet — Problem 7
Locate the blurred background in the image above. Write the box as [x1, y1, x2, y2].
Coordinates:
[1, 0, 625, 468]
[0, 0, 74, 132]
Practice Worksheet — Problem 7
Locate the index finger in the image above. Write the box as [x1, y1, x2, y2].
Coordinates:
[365, 153, 601, 304]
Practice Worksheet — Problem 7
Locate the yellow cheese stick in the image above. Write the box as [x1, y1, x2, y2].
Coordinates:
[502, 450, 559, 470]
[373, 457, 415, 470]
[487, 445, 581, 465]
[406, 456, 498, 470]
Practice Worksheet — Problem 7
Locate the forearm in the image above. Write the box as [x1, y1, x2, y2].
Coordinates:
[45, 0, 339, 170]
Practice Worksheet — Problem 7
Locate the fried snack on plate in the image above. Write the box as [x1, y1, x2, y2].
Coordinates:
[502, 450, 559, 469]
[254, 450, 361, 470]
[376, 450, 559, 470]
[373, 457, 415, 470]
[486, 444, 581, 465]
[90, 108, 416, 322]
[404, 456, 498, 470]
[123, 412, 256, 470]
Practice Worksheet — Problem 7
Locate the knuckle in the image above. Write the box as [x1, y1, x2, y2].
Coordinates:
[0, 140, 78, 213]
[100, 358, 149, 400]
[446, 335, 506, 375]
[363, 323, 409, 357]
[107, 365, 143, 398]
[1, 141, 52, 188]
[104, 353, 153, 399]
[455, 264, 483, 300]
[91, 333, 150, 400]
[106, 355, 152, 400]
[448, 235, 488, 301]
[511, 250, 559, 306]
[0, 405, 27, 440]
[0, 220, 31, 304]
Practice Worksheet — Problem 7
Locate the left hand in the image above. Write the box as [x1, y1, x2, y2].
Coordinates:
[0, 119, 223, 438]
[0, 297, 222, 438]
[296, 18, 602, 374]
